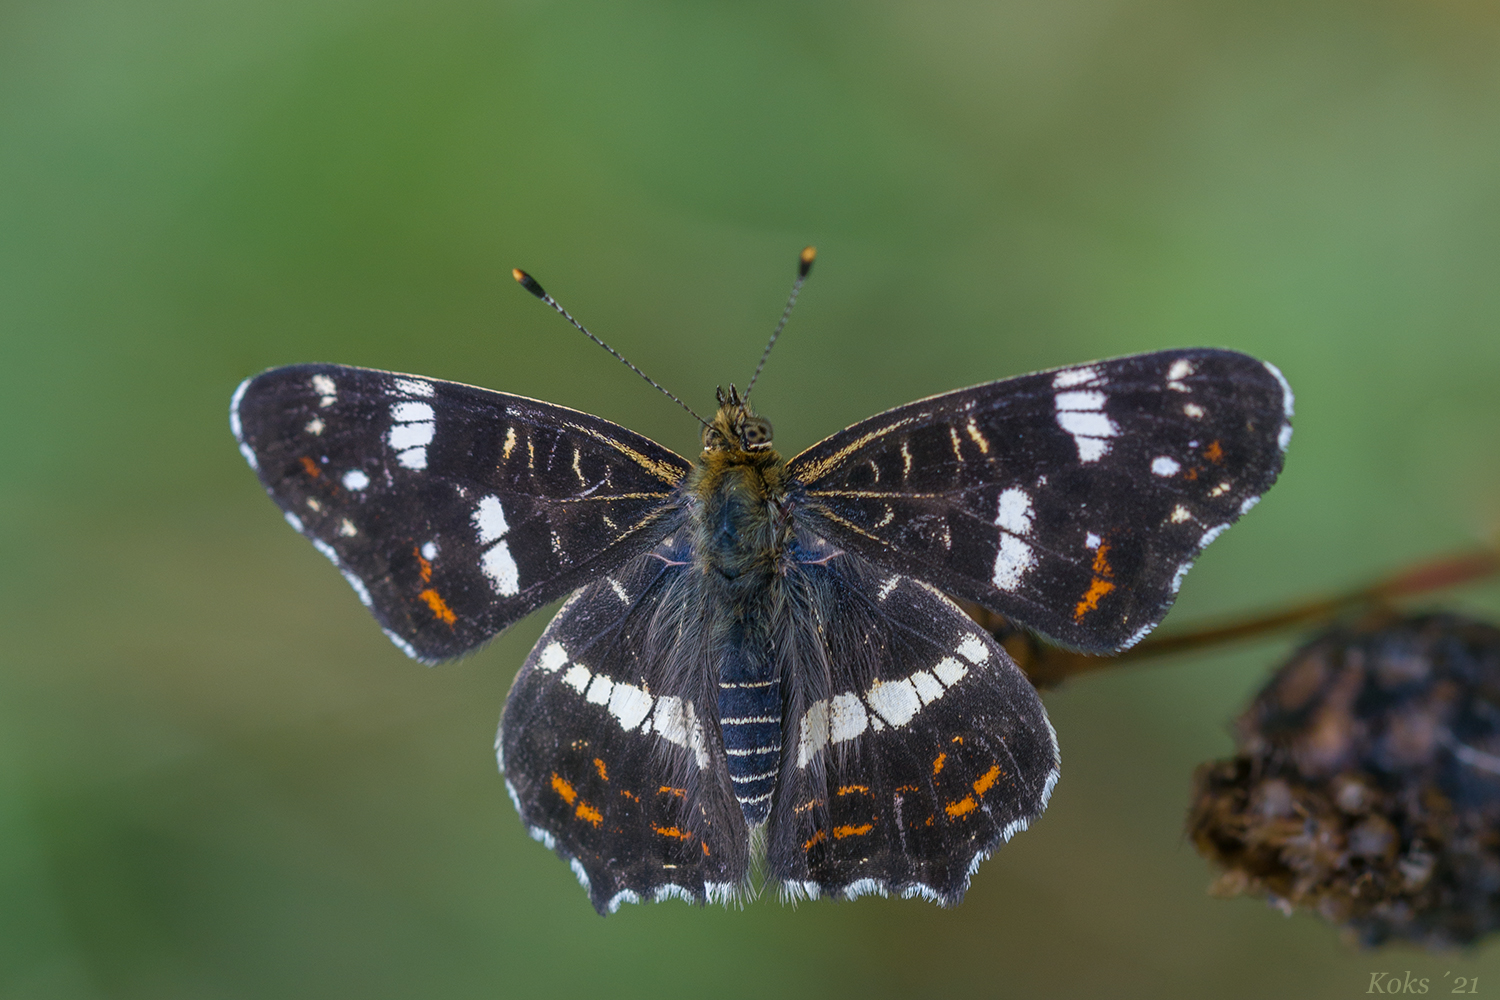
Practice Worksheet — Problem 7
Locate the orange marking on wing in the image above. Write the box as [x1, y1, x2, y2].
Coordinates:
[593, 758, 608, 782]
[951, 736, 965, 745]
[652, 824, 691, 840]
[1073, 578, 1115, 620]
[1091, 541, 1113, 578]
[418, 588, 457, 626]
[550, 773, 577, 805]
[924, 815, 935, 827]
[702, 842, 711, 857]
[835, 784, 869, 796]
[413, 546, 433, 583]
[619, 789, 639, 802]
[895, 784, 919, 794]
[1185, 467, 1199, 481]
[1204, 440, 1224, 463]
[576, 802, 602, 827]
[833, 823, 874, 839]
[299, 456, 321, 477]
[803, 829, 827, 851]
[932, 752, 947, 776]
[793, 799, 824, 814]
[973, 764, 1002, 796]
[659, 785, 686, 798]
[945, 796, 978, 818]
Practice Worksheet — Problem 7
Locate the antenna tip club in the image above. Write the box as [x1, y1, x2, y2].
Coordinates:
[799, 246, 817, 276]
[512, 268, 547, 299]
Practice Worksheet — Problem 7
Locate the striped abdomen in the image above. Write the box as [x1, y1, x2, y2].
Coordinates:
[718, 645, 781, 826]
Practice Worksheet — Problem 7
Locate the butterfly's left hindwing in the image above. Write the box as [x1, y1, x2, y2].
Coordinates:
[768, 552, 1059, 903]
[788, 349, 1292, 652]
[232, 364, 692, 662]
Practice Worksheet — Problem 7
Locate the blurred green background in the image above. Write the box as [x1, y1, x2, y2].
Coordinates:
[3, 0, 1499, 997]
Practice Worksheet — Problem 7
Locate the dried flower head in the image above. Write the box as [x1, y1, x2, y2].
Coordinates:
[1189, 613, 1500, 947]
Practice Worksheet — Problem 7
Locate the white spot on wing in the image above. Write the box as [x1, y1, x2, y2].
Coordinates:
[1278, 423, 1293, 451]
[473, 495, 510, 544]
[829, 693, 867, 743]
[338, 518, 357, 537]
[1151, 456, 1181, 477]
[992, 535, 1035, 591]
[910, 670, 944, 704]
[607, 683, 653, 731]
[390, 401, 434, 424]
[955, 635, 988, 664]
[388, 421, 434, 451]
[1076, 438, 1108, 462]
[653, 697, 709, 769]
[481, 540, 520, 595]
[865, 678, 922, 727]
[933, 657, 968, 686]
[1056, 410, 1116, 439]
[283, 511, 304, 532]
[537, 642, 568, 673]
[561, 664, 591, 692]
[1239, 495, 1261, 515]
[421, 541, 437, 560]
[608, 577, 629, 602]
[1170, 505, 1192, 523]
[1183, 402, 1204, 419]
[877, 576, 900, 601]
[342, 469, 370, 490]
[1085, 532, 1101, 549]
[1054, 384, 1119, 462]
[305, 416, 324, 436]
[397, 447, 427, 470]
[1054, 390, 1105, 412]
[797, 699, 830, 766]
[311, 374, 336, 407]
[394, 378, 433, 397]
[1168, 359, 1194, 381]
[584, 674, 614, 705]
[1052, 366, 1101, 388]
[995, 487, 1033, 536]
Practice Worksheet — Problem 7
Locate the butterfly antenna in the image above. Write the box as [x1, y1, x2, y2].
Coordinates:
[513, 268, 711, 429]
[744, 246, 816, 402]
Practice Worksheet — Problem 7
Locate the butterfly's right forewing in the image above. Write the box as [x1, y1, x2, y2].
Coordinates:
[233, 364, 693, 662]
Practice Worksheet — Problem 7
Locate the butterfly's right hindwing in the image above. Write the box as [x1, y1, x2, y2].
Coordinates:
[232, 364, 693, 662]
[498, 534, 750, 914]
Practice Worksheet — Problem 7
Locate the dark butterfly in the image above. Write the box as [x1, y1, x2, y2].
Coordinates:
[231, 254, 1293, 914]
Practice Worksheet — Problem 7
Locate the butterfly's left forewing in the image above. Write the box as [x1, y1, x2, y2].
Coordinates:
[232, 364, 692, 662]
[787, 349, 1292, 652]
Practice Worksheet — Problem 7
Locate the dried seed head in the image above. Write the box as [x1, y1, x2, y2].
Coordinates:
[1189, 613, 1500, 948]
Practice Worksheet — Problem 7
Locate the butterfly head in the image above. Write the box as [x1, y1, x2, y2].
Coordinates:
[703, 384, 775, 455]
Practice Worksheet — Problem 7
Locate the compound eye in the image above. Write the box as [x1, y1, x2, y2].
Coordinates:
[701, 426, 726, 451]
[741, 416, 774, 450]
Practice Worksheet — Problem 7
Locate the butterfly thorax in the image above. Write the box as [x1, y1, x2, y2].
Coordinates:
[688, 391, 792, 587]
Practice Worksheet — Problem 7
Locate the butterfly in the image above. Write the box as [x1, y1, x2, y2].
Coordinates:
[230, 251, 1293, 914]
